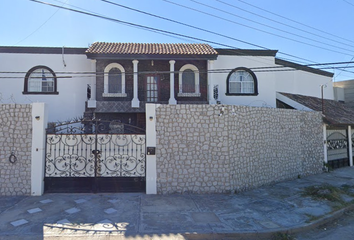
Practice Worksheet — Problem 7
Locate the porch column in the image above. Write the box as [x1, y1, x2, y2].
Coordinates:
[349, 126, 353, 166]
[132, 60, 139, 108]
[323, 125, 328, 164]
[168, 60, 177, 105]
[208, 60, 216, 104]
[88, 59, 96, 108]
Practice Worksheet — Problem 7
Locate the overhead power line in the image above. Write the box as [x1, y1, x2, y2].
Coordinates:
[29, 0, 258, 51]
[3, 60, 354, 77]
[31, 0, 317, 66]
[235, 0, 354, 45]
[215, 0, 354, 49]
[192, 0, 354, 52]
[166, 0, 354, 57]
[28, 0, 354, 76]
[99, 0, 321, 66]
[15, 0, 68, 45]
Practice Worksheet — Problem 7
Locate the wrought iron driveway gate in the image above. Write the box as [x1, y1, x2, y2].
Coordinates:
[44, 119, 146, 193]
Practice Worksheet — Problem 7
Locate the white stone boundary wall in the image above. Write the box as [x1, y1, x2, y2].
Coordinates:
[0, 104, 32, 196]
[155, 105, 323, 194]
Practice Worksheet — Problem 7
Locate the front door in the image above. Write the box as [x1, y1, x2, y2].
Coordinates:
[146, 75, 158, 102]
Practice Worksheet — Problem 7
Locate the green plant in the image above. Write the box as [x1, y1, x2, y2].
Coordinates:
[305, 213, 321, 223]
[341, 184, 354, 196]
[323, 162, 332, 172]
[302, 184, 345, 204]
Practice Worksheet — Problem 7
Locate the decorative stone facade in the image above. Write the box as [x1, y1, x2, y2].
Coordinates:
[156, 105, 323, 194]
[0, 104, 32, 196]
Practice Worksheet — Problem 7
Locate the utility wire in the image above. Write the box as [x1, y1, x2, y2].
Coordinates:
[163, 0, 354, 75]
[31, 0, 317, 66]
[235, 0, 354, 45]
[3, 62, 353, 77]
[29, 0, 255, 51]
[100, 0, 270, 50]
[334, 56, 354, 80]
[100, 0, 320, 66]
[192, 0, 354, 53]
[166, 0, 354, 57]
[343, 0, 354, 7]
[14, 0, 68, 45]
[28, 0, 354, 76]
[100, 0, 319, 70]
[216, 0, 354, 49]
[2, 60, 354, 74]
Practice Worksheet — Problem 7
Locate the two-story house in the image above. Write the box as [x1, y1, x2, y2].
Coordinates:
[0, 42, 336, 127]
[83, 42, 218, 129]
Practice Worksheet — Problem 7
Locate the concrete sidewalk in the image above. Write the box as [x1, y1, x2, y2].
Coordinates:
[1, 167, 354, 240]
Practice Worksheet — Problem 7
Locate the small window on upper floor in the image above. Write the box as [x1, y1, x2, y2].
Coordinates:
[178, 64, 201, 97]
[226, 67, 258, 96]
[23, 66, 58, 94]
[108, 68, 122, 93]
[103, 63, 127, 97]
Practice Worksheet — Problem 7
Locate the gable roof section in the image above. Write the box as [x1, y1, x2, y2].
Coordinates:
[86, 42, 218, 60]
[277, 92, 354, 125]
[275, 58, 334, 77]
[215, 48, 278, 56]
[0, 46, 86, 54]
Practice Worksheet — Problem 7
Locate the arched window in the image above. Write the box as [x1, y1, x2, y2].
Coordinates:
[226, 67, 258, 95]
[178, 64, 200, 97]
[23, 66, 58, 94]
[103, 63, 127, 97]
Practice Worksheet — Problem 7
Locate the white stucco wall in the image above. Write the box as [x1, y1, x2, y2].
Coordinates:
[212, 55, 277, 107]
[275, 70, 334, 100]
[212, 55, 334, 107]
[0, 52, 93, 122]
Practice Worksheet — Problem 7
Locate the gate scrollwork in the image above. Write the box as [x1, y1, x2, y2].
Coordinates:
[45, 119, 146, 178]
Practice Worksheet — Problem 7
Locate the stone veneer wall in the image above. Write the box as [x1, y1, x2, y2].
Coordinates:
[0, 104, 32, 196]
[156, 105, 323, 194]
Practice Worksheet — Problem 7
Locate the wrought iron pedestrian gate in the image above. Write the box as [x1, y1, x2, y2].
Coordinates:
[44, 119, 146, 193]
[326, 129, 349, 169]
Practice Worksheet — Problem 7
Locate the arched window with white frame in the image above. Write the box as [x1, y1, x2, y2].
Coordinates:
[103, 63, 127, 97]
[178, 64, 201, 97]
[226, 67, 258, 95]
[23, 66, 58, 94]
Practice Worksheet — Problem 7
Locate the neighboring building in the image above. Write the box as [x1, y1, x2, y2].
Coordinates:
[276, 92, 354, 169]
[334, 80, 354, 107]
[0, 42, 335, 125]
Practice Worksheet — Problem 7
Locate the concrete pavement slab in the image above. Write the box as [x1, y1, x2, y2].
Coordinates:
[0, 167, 354, 239]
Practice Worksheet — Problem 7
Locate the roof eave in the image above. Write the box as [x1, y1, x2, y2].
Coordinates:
[214, 48, 278, 57]
[86, 53, 218, 60]
[275, 58, 334, 77]
[0, 46, 87, 55]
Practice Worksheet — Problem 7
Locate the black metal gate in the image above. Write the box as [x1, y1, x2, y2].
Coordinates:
[326, 129, 349, 169]
[44, 119, 146, 193]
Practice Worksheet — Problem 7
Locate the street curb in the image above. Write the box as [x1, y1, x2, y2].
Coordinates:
[182, 204, 354, 240]
[31, 204, 354, 240]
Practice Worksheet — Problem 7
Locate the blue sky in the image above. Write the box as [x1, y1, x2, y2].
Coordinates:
[1, 0, 354, 81]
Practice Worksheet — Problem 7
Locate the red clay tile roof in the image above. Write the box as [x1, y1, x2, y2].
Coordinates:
[278, 92, 354, 125]
[86, 42, 218, 55]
